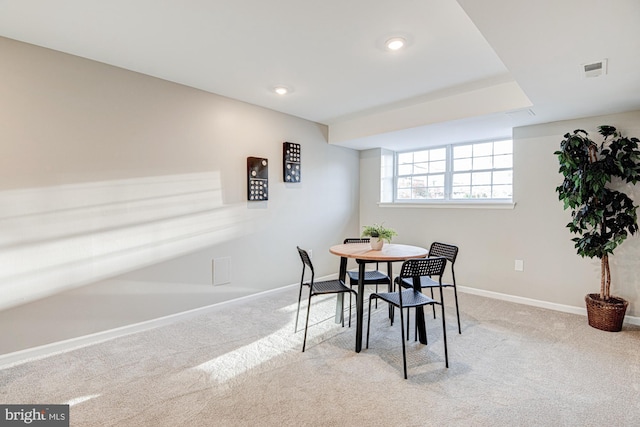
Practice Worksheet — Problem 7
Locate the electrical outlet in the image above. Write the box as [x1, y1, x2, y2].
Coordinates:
[308, 249, 312, 259]
[515, 259, 524, 272]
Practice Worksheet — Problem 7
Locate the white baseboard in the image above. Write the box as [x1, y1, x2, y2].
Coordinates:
[0, 283, 299, 369]
[459, 286, 640, 326]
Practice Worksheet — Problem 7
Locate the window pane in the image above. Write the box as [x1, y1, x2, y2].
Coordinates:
[414, 162, 429, 174]
[494, 154, 512, 168]
[452, 173, 470, 186]
[430, 160, 446, 173]
[397, 188, 412, 199]
[494, 140, 512, 155]
[398, 164, 413, 175]
[472, 171, 492, 185]
[473, 156, 492, 170]
[431, 148, 446, 161]
[414, 150, 429, 162]
[412, 175, 427, 187]
[472, 186, 492, 198]
[427, 187, 445, 199]
[412, 187, 428, 199]
[452, 186, 471, 199]
[492, 185, 512, 198]
[398, 152, 413, 164]
[453, 158, 472, 171]
[493, 170, 512, 185]
[453, 145, 472, 158]
[397, 177, 412, 188]
[429, 174, 445, 187]
[474, 142, 493, 157]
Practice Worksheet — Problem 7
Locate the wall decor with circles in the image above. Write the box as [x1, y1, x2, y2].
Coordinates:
[247, 157, 268, 201]
[283, 142, 301, 183]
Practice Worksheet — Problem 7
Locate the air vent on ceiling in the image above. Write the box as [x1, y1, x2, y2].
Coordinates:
[505, 109, 536, 120]
[581, 59, 608, 78]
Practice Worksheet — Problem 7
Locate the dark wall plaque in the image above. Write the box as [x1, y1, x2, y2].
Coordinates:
[283, 142, 301, 183]
[247, 157, 268, 201]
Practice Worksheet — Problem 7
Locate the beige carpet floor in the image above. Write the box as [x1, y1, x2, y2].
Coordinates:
[1, 287, 639, 426]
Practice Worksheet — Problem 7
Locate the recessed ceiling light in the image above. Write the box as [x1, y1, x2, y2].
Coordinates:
[385, 37, 406, 51]
[272, 85, 293, 95]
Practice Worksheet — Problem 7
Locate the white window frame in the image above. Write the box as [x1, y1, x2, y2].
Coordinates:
[391, 139, 514, 205]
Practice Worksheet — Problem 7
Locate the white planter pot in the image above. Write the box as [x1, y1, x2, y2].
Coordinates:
[370, 237, 384, 250]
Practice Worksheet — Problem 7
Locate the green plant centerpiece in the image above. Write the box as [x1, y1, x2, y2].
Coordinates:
[555, 125, 640, 331]
[361, 223, 397, 250]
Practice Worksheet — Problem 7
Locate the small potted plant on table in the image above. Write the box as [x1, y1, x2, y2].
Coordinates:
[555, 125, 640, 331]
[361, 223, 397, 250]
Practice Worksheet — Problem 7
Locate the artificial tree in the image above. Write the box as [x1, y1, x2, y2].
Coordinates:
[555, 125, 640, 330]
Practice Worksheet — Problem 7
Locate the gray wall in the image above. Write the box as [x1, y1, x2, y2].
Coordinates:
[3, 34, 638, 323]
[360, 110, 640, 318]
[0, 36, 360, 310]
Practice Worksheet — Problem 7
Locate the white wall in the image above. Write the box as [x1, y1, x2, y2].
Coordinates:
[0, 36, 360, 310]
[360, 110, 640, 317]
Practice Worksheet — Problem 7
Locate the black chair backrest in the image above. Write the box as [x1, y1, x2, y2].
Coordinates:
[297, 246, 314, 274]
[429, 242, 458, 264]
[344, 238, 384, 270]
[344, 238, 370, 244]
[399, 257, 447, 280]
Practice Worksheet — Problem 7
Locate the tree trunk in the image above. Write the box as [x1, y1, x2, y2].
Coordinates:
[600, 257, 605, 299]
[600, 254, 611, 300]
[594, 144, 608, 301]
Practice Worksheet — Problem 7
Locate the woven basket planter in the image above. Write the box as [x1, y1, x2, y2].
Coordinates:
[585, 293, 628, 332]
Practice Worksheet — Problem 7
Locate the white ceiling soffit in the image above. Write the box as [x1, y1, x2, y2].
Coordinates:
[456, 0, 640, 128]
[328, 77, 532, 146]
[0, 0, 639, 150]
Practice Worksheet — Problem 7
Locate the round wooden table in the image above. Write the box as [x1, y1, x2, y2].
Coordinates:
[329, 243, 428, 352]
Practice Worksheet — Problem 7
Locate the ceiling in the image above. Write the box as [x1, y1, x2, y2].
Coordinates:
[1, 0, 639, 151]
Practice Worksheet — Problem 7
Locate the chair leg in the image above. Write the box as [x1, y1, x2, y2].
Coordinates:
[302, 290, 313, 352]
[366, 296, 374, 348]
[294, 284, 304, 333]
[430, 288, 436, 319]
[453, 285, 461, 334]
[406, 307, 410, 341]
[439, 301, 449, 368]
[375, 284, 378, 309]
[389, 281, 395, 321]
[441, 307, 448, 368]
[340, 293, 345, 328]
[348, 291, 354, 328]
[413, 311, 428, 344]
[412, 309, 428, 344]
[348, 283, 353, 326]
[399, 303, 408, 379]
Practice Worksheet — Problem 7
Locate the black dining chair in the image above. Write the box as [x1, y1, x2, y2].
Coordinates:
[367, 257, 449, 379]
[295, 246, 357, 352]
[344, 238, 391, 312]
[398, 242, 461, 334]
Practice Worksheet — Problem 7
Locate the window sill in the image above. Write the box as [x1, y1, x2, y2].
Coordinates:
[378, 201, 516, 210]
